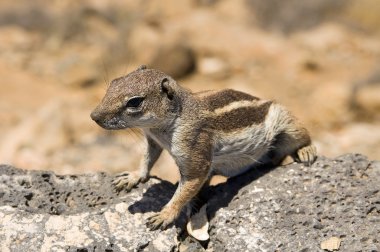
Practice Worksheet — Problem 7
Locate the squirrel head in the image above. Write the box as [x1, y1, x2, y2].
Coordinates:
[91, 66, 179, 130]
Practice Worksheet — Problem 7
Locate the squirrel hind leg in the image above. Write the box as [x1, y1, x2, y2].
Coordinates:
[268, 130, 317, 167]
[294, 144, 317, 166]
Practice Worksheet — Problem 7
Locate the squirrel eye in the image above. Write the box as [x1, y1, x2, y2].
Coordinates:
[125, 96, 144, 108]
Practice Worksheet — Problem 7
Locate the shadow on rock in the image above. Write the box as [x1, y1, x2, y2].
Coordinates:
[128, 177, 177, 214]
[128, 177, 189, 230]
[129, 164, 277, 223]
[199, 164, 276, 220]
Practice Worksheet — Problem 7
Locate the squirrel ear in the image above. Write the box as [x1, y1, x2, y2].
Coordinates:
[161, 78, 174, 100]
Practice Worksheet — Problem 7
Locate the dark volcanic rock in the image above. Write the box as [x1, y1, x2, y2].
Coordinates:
[0, 166, 181, 251]
[0, 154, 379, 251]
[206, 154, 380, 251]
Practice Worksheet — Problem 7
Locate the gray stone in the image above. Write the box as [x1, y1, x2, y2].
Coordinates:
[1, 153, 379, 251]
[0, 166, 182, 252]
[206, 154, 380, 251]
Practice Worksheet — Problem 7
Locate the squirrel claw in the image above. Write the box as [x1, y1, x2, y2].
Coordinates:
[146, 211, 174, 231]
[112, 172, 141, 192]
[296, 144, 317, 166]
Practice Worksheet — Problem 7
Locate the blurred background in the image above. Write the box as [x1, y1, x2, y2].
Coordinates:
[0, 0, 379, 182]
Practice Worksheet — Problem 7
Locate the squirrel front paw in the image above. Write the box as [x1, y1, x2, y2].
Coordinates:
[146, 207, 178, 230]
[112, 171, 142, 192]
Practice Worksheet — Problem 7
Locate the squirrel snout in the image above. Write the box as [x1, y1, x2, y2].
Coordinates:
[90, 111, 102, 124]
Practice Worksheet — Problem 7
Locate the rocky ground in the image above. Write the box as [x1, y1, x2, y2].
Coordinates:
[1, 153, 379, 251]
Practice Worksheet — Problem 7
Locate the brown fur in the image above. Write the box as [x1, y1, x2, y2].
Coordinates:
[198, 89, 259, 111]
[208, 101, 273, 131]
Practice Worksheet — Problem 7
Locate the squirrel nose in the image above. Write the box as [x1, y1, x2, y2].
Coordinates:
[90, 111, 102, 123]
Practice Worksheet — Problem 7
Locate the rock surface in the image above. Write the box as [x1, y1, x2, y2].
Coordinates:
[206, 154, 380, 251]
[1, 154, 379, 251]
[0, 167, 182, 252]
